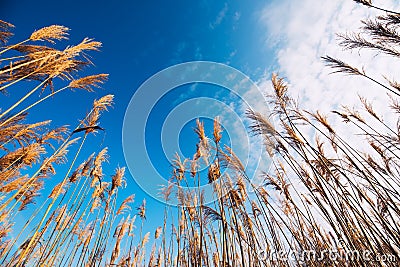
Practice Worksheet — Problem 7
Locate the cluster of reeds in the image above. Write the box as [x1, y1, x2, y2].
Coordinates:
[1, 0, 400, 266]
[0, 21, 156, 266]
[149, 2, 400, 266]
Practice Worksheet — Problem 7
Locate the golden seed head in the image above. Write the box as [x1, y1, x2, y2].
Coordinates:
[30, 25, 69, 43]
[69, 74, 108, 92]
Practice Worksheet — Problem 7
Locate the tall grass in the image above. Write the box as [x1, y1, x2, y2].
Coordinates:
[1, 1, 400, 266]
[0, 21, 151, 266]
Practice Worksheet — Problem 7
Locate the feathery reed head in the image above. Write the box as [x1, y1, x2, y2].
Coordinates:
[353, 0, 372, 6]
[111, 166, 126, 194]
[0, 20, 14, 44]
[116, 195, 135, 215]
[30, 25, 69, 43]
[69, 74, 108, 92]
[322, 55, 362, 75]
[137, 199, 146, 219]
[213, 116, 222, 144]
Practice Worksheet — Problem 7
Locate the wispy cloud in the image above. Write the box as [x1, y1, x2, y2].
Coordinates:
[250, 0, 400, 225]
[234, 11, 241, 22]
[258, 0, 400, 138]
[209, 3, 228, 29]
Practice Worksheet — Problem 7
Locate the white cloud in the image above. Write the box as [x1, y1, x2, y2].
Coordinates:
[209, 3, 228, 29]
[252, 0, 400, 227]
[262, 1, 399, 108]
[258, 0, 400, 142]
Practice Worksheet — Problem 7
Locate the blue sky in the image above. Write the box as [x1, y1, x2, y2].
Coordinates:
[3, 0, 399, 247]
[0, 0, 277, 225]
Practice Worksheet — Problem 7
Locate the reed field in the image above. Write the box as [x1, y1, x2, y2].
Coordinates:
[0, 1, 399, 266]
